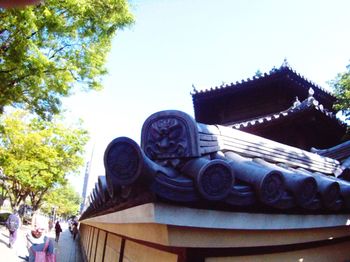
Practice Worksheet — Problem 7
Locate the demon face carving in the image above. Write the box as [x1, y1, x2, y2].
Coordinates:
[145, 117, 186, 159]
[141, 110, 201, 160]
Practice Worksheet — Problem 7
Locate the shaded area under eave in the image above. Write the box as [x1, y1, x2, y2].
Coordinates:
[192, 65, 336, 125]
[228, 96, 347, 150]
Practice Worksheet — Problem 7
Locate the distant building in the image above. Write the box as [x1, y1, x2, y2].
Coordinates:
[79, 160, 91, 213]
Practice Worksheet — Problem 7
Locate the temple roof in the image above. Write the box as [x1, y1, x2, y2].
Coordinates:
[191, 63, 338, 127]
[312, 140, 350, 163]
[207, 94, 347, 151]
[228, 95, 344, 131]
[192, 69, 347, 150]
[192, 63, 335, 103]
[312, 140, 350, 181]
[80, 110, 350, 221]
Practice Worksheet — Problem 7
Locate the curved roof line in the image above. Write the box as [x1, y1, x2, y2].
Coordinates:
[192, 63, 334, 98]
[227, 96, 344, 130]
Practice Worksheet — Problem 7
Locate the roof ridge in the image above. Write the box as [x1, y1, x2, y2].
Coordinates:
[227, 96, 342, 130]
[278, 62, 334, 96]
[192, 62, 334, 97]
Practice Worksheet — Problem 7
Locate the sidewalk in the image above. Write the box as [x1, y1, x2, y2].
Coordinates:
[0, 222, 83, 262]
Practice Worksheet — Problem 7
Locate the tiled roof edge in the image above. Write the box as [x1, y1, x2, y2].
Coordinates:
[192, 63, 334, 98]
[229, 96, 344, 130]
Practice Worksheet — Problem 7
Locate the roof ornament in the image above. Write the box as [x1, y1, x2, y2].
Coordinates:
[254, 70, 263, 78]
[308, 87, 315, 97]
[281, 58, 289, 68]
[293, 96, 301, 108]
[270, 66, 277, 73]
[191, 84, 197, 93]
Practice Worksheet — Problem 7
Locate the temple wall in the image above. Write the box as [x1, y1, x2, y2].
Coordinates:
[79, 214, 350, 262]
[206, 240, 350, 262]
[79, 223, 182, 262]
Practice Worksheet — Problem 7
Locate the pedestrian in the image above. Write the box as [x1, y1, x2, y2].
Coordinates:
[55, 220, 62, 242]
[72, 221, 79, 240]
[26, 227, 55, 262]
[6, 208, 21, 248]
[48, 219, 53, 232]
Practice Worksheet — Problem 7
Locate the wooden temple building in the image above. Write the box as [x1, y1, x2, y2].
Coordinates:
[79, 63, 350, 261]
[192, 62, 346, 151]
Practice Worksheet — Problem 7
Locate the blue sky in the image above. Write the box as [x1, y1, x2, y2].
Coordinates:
[63, 0, 350, 194]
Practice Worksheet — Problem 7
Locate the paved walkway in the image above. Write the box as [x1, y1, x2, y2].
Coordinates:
[0, 222, 83, 262]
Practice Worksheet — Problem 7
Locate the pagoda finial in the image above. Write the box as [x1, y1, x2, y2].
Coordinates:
[281, 58, 289, 68]
[192, 84, 197, 93]
[308, 87, 315, 97]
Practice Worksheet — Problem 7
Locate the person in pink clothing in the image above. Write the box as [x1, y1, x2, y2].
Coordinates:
[26, 215, 55, 262]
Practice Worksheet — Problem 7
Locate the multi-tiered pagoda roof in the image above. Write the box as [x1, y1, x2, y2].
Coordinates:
[192, 62, 347, 150]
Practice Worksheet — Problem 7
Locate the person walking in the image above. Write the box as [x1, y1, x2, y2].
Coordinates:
[48, 219, 53, 232]
[6, 208, 21, 248]
[72, 221, 79, 240]
[26, 227, 55, 262]
[55, 220, 62, 242]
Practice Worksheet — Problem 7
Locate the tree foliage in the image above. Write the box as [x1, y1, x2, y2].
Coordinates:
[330, 63, 350, 118]
[0, 110, 89, 210]
[42, 183, 82, 218]
[0, 0, 133, 119]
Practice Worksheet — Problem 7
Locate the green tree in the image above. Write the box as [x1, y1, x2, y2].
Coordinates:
[0, 0, 133, 119]
[42, 183, 82, 218]
[330, 63, 350, 118]
[0, 110, 89, 210]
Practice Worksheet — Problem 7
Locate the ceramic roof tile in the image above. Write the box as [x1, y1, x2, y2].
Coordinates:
[80, 110, 350, 220]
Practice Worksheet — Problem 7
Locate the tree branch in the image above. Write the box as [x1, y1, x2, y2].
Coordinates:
[49, 44, 71, 59]
[69, 69, 79, 81]
[26, 31, 37, 40]
[0, 68, 16, 73]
